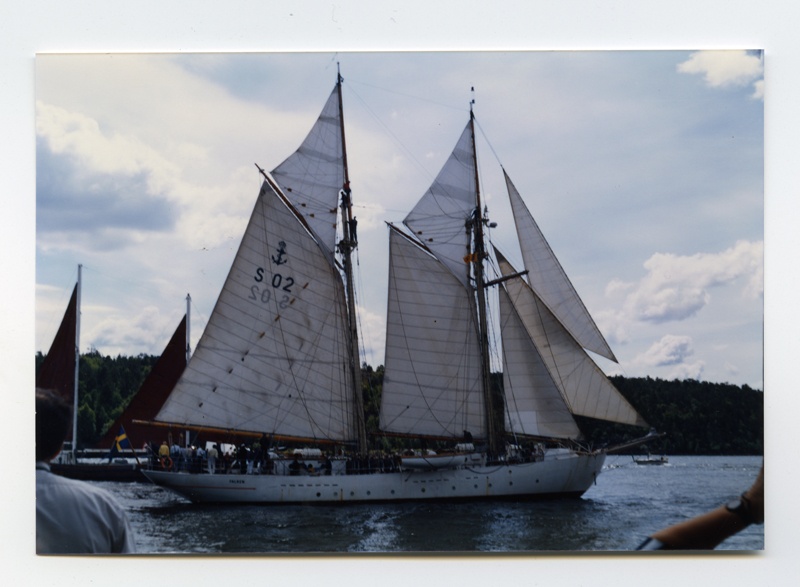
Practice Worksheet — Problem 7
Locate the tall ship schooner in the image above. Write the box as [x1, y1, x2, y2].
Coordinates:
[141, 71, 652, 504]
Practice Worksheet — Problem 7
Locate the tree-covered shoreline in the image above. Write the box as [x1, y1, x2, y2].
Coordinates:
[36, 352, 763, 456]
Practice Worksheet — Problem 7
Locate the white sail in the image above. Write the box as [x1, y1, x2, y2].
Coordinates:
[155, 180, 356, 441]
[380, 225, 486, 438]
[497, 252, 647, 428]
[505, 170, 617, 362]
[271, 86, 344, 255]
[499, 283, 582, 439]
[403, 122, 476, 286]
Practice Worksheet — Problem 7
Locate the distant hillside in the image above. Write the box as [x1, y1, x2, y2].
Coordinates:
[577, 376, 763, 455]
[36, 353, 763, 455]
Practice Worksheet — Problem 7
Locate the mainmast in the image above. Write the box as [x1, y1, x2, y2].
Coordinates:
[72, 263, 82, 459]
[336, 67, 368, 454]
[185, 293, 191, 364]
[467, 104, 502, 456]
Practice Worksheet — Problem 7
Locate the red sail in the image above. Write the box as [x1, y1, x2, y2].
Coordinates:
[36, 284, 78, 411]
[94, 316, 188, 448]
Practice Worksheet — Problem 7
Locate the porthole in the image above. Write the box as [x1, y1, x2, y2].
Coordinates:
[316, 492, 321, 497]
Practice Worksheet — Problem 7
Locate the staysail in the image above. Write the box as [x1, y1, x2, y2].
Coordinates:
[496, 250, 647, 429]
[498, 282, 582, 439]
[505, 171, 617, 362]
[380, 225, 485, 438]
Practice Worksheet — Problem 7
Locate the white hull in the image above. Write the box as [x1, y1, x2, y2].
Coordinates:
[142, 451, 606, 504]
[401, 453, 485, 470]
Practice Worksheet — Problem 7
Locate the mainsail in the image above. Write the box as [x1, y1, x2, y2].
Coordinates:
[381, 226, 485, 438]
[154, 78, 362, 445]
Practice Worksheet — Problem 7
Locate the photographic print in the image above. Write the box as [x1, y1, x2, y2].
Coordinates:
[35, 50, 763, 554]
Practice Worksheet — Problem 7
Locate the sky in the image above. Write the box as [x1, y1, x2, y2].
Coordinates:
[34, 50, 764, 388]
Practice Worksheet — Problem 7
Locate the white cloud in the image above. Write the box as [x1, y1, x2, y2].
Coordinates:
[635, 334, 705, 381]
[85, 304, 181, 357]
[677, 50, 764, 100]
[36, 98, 263, 255]
[615, 240, 762, 324]
[595, 308, 631, 346]
[36, 101, 180, 191]
[638, 334, 694, 366]
[355, 303, 387, 367]
[665, 360, 706, 382]
[752, 79, 765, 101]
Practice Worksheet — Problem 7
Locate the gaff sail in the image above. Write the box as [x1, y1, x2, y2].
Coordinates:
[380, 226, 485, 438]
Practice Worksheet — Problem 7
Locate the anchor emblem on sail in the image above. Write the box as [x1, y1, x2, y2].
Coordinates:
[272, 241, 288, 265]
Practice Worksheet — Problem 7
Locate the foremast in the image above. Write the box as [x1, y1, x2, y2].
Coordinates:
[335, 68, 369, 455]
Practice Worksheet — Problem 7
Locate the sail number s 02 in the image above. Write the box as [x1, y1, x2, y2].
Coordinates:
[250, 268, 295, 309]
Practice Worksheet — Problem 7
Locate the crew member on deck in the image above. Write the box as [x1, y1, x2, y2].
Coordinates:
[289, 454, 308, 476]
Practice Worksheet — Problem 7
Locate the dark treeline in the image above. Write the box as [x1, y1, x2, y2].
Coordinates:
[35, 349, 159, 448]
[581, 376, 764, 456]
[36, 353, 763, 455]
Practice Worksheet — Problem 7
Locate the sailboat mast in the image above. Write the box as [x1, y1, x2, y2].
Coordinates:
[468, 108, 501, 456]
[185, 293, 191, 364]
[336, 68, 368, 454]
[72, 263, 82, 459]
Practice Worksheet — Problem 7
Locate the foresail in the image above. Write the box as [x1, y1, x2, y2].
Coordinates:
[380, 226, 486, 438]
[272, 86, 344, 255]
[497, 251, 647, 429]
[505, 171, 617, 362]
[403, 122, 476, 286]
[155, 181, 356, 442]
[499, 286, 581, 439]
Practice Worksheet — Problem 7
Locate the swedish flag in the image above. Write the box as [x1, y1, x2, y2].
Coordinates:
[114, 426, 132, 451]
[106, 426, 132, 462]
